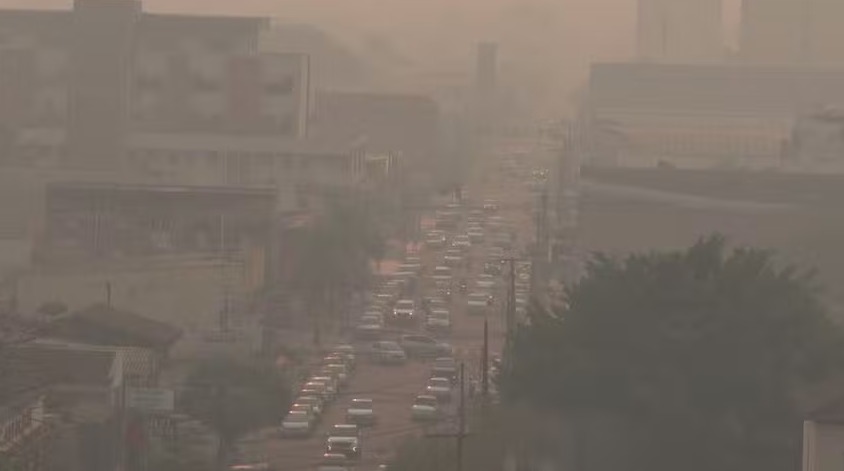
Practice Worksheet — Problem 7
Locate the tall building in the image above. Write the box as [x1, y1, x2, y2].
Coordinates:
[741, 0, 844, 66]
[637, 0, 723, 63]
[0, 1, 311, 170]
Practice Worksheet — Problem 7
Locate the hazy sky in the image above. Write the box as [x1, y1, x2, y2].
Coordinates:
[4, 0, 741, 115]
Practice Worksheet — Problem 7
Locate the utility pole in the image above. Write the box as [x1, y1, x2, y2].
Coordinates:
[506, 257, 516, 338]
[426, 363, 468, 471]
[481, 319, 489, 401]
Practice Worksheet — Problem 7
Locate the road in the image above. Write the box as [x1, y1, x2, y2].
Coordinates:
[241, 142, 543, 471]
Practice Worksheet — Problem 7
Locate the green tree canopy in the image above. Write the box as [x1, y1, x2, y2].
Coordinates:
[501, 235, 844, 471]
[180, 356, 291, 468]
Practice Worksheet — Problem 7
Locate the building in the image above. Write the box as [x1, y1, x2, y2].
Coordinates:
[311, 91, 438, 185]
[741, 0, 844, 66]
[637, 0, 723, 63]
[0, 342, 161, 471]
[586, 62, 844, 168]
[0, 0, 310, 170]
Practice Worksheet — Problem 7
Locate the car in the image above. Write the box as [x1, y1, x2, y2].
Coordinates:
[295, 395, 324, 415]
[302, 380, 335, 402]
[229, 463, 275, 471]
[467, 292, 493, 315]
[323, 354, 355, 373]
[355, 314, 384, 340]
[452, 235, 471, 250]
[426, 377, 453, 402]
[476, 274, 497, 290]
[431, 357, 458, 383]
[484, 261, 502, 276]
[280, 410, 314, 438]
[426, 232, 447, 249]
[467, 229, 484, 244]
[308, 377, 339, 399]
[391, 299, 417, 323]
[368, 341, 407, 365]
[317, 453, 353, 471]
[398, 262, 423, 274]
[425, 309, 452, 333]
[346, 398, 376, 426]
[443, 250, 463, 267]
[411, 394, 440, 421]
[289, 402, 319, 419]
[328, 424, 361, 441]
[399, 334, 452, 358]
[333, 344, 357, 364]
[325, 436, 361, 460]
[321, 363, 351, 387]
[431, 266, 453, 282]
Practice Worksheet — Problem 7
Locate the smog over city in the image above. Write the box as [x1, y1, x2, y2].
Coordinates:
[2, 1, 844, 471]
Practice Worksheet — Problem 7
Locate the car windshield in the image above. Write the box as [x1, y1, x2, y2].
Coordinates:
[285, 411, 310, 423]
[434, 358, 456, 368]
[396, 300, 414, 309]
[468, 293, 489, 302]
[332, 426, 358, 437]
[378, 341, 402, 351]
[415, 396, 438, 407]
[351, 399, 372, 408]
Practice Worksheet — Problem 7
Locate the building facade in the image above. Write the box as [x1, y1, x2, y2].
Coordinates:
[0, 0, 310, 170]
[587, 62, 844, 169]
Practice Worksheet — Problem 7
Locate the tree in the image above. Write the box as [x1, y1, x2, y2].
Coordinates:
[180, 356, 291, 470]
[500, 235, 844, 471]
[291, 196, 385, 344]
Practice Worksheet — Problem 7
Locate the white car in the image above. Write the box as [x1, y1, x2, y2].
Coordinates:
[346, 398, 376, 426]
[425, 377, 453, 402]
[475, 274, 497, 290]
[411, 395, 440, 421]
[452, 235, 471, 250]
[425, 310, 451, 332]
[467, 292, 492, 316]
[392, 299, 417, 323]
[280, 410, 314, 438]
[431, 266, 453, 282]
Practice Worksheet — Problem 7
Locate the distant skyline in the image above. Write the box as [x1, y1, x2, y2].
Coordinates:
[0, 0, 742, 115]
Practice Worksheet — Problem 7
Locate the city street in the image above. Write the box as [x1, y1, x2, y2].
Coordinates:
[240, 142, 544, 471]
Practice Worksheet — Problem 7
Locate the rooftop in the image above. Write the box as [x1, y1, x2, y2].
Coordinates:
[39, 303, 183, 350]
